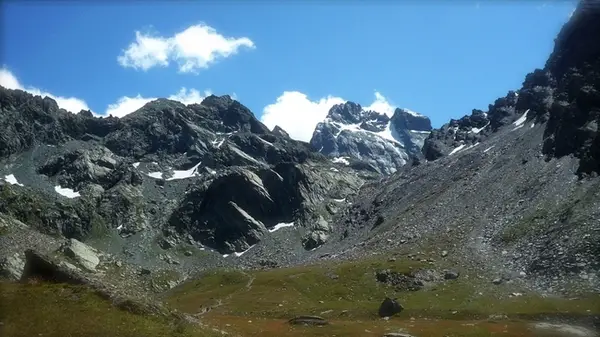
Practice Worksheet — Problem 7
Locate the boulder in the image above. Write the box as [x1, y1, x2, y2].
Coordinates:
[378, 297, 404, 317]
[63, 238, 100, 272]
[0, 252, 25, 281]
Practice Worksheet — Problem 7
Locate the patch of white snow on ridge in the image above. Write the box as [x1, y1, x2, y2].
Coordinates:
[376, 122, 403, 145]
[483, 145, 495, 153]
[269, 222, 295, 233]
[448, 144, 466, 156]
[332, 157, 350, 165]
[54, 186, 81, 198]
[166, 162, 202, 181]
[212, 138, 226, 148]
[234, 244, 256, 257]
[132, 162, 140, 168]
[471, 122, 489, 134]
[530, 123, 535, 128]
[513, 109, 529, 128]
[409, 130, 431, 134]
[147, 172, 163, 179]
[333, 198, 346, 203]
[402, 108, 423, 117]
[4, 174, 24, 186]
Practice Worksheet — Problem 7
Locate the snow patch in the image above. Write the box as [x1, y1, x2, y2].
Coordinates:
[212, 138, 226, 148]
[530, 123, 535, 128]
[269, 222, 294, 233]
[330, 167, 339, 172]
[471, 122, 489, 134]
[448, 144, 466, 156]
[132, 162, 140, 168]
[234, 244, 256, 257]
[483, 145, 495, 153]
[332, 157, 350, 165]
[4, 174, 24, 187]
[402, 108, 424, 117]
[333, 198, 346, 203]
[54, 185, 81, 198]
[166, 162, 202, 181]
[147, 172, 163, 179]
[513, 109, 529, 128]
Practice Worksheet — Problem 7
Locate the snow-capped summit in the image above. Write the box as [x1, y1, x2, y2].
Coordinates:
[310, 101, 432, 174]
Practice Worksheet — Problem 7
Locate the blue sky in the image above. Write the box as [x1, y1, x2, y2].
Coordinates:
[1, 1, 575, 141]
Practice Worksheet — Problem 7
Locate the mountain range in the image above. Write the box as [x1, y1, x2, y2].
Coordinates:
[1, 1, 599, 335]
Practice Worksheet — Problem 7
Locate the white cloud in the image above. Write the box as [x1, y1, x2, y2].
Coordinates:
[104, 94, 156, 118]
[118, 24, 255, 74]
[363, 91, 396, 117]
[167, 87, 212, 105]
[261, 91, 345, 142]
[117, 31, 171, 71]
[261, 91, 398, 142]
[0, 67, 90, 113]
[103, 87, 212, 118]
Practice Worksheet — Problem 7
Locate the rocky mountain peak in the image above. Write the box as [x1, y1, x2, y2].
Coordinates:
[390, 108, 432, 132]
[310, 100, 431, 175]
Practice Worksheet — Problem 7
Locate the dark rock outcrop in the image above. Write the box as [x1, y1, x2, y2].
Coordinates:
[540, 0, 600, 175]
[169, 164, 364, 253]
[378, 297, 404, 317]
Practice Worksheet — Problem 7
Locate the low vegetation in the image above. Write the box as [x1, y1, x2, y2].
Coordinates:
[0, 282, 220, 337]
[164, 257, 600, 336]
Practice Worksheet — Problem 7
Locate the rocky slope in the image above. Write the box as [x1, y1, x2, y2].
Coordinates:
[316, 0, 600, 294]
[0, 89, 379, 281]
[310, 102, 432, 174]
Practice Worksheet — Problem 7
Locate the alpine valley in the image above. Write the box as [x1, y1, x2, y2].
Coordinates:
[1, 2, 599, 337]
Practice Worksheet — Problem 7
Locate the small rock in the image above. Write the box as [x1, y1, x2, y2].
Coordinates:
[388, 257, 397, 262]
[184, 250, 193, 257]
[492, 278, 503, 285]
[441, 250, 448, 257]
[140, 268, 151, 275]
[288, 315, 328, 326]
[444, 270, 460, 280]
[383, 333, 416, 337]
[115, 261, 123, 268]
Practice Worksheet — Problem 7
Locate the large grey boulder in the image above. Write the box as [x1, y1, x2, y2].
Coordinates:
[63, 238, 100, 272]
[0, 252, 25, 281]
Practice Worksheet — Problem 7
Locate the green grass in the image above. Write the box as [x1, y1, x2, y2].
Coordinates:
[166, 257, 600, 321]
[0, 282, 221, 337]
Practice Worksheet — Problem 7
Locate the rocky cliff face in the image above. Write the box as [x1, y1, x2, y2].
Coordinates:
[423, 0, 600, 172]
[310, 102, 432, 174]
[0, 89, 376, 262]
[322, 0, 600, 293]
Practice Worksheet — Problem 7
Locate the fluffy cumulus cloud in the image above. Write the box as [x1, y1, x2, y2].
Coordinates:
[118, 24, 255, 74]
[1, 68, 212, 118]
[104, 87, 212, 118]
[168, 87, 213, 105]
[0, 67, 90, 113]
[363, 91, 396, 117]
[261, 91, 397, 142]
